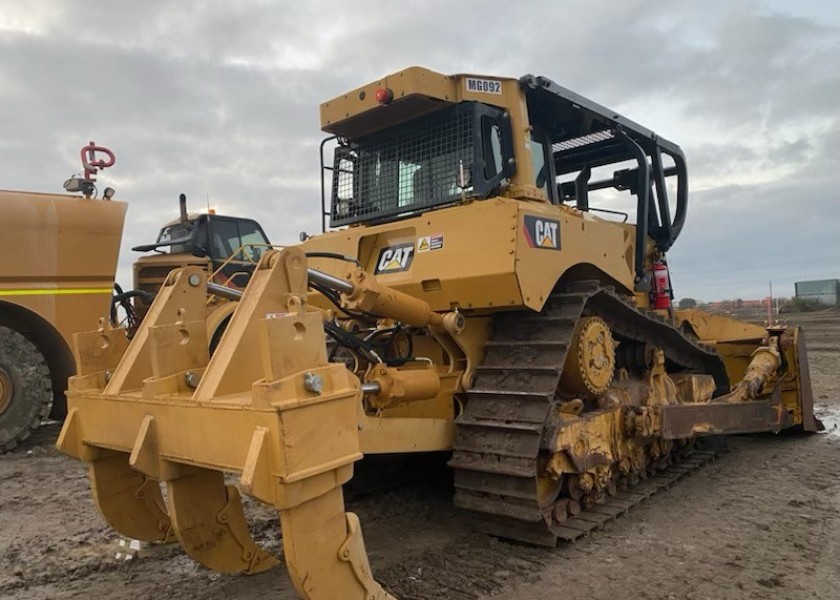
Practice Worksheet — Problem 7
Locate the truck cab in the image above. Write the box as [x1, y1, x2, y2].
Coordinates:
[132, 197, 270, 317]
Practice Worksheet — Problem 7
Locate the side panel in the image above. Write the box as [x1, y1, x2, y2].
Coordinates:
[302, 198, 639, 313]
[0, 191, 127, 344]
[515, 203, 636, 309]
[301, 199, 522, 312]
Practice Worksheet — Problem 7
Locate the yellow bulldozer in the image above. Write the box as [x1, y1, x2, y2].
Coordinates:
[58, 68, 822, 599]
[0, 143, 271, 452]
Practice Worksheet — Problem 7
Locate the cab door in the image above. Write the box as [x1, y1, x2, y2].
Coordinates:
[206, 217, 270, 289]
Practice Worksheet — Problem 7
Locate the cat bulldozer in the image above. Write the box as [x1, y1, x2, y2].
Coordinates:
[0, 143, 271, 452]
[58, 68, 822, 600]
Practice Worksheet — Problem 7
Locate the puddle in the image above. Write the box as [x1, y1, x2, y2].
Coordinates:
[815, 406, 840, 438]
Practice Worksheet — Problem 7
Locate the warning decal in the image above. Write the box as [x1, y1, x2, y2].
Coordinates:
[523, 215, 561, 250]
[417, 233, 444, 253]
[374, 243, 415, 274]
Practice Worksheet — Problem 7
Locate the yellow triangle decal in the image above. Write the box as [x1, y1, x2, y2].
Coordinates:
[540, 236, 554, 248]
[419, 238, 429, 251]
[385, 258, 402, 270]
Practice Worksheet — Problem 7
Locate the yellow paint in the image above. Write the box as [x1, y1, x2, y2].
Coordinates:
[0, 287, 112, 296]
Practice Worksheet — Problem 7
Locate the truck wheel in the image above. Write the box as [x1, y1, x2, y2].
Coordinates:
[0, 327, 52, 453]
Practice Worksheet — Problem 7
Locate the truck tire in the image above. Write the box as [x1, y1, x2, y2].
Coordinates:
[0, 327, 52, 453]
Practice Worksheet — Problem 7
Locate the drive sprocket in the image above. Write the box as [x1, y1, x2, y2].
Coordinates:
[560, 315, 615, 395]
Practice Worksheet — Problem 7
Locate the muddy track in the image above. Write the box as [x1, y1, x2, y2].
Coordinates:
[450, 284, 727, 546]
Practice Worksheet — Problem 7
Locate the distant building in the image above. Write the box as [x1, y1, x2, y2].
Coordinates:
[707, 299, 766, 310]
[795, 279, 840, 306]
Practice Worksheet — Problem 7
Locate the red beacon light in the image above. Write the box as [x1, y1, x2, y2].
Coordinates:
[375, 87, 394, 104]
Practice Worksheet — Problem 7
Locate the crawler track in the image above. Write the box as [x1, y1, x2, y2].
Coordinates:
[488, 449, 718, 544]
[449, 284, 727, 546]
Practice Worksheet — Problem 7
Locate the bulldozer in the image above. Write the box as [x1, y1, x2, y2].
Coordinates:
[58, 67, 822, 599]
[0, 143, 271, 452]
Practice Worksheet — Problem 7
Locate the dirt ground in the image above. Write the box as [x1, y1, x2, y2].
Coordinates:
[1, 311, 838, 600]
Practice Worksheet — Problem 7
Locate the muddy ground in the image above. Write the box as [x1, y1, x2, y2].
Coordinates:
[1, 311, 838, 600]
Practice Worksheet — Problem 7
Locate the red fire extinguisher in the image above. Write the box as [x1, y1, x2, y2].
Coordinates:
[651, 261, 672, 310]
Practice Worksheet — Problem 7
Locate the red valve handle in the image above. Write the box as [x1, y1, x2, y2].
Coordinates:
[81, 141, 116, 181]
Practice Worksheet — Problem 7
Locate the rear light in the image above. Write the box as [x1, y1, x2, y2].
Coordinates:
[375, 87, 393, 104]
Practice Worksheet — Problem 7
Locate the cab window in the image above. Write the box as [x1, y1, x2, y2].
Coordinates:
[209, 219, 240, 261]
[209, 219, 269, 262]
[237, 220, 269, 262]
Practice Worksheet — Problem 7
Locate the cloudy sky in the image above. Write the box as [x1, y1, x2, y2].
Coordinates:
[1, 0, 838, 301]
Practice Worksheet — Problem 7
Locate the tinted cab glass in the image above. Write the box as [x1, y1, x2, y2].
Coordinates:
[207, 217, 270, 288]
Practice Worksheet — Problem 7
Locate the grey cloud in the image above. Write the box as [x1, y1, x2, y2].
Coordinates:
[0, 0, 838, 302]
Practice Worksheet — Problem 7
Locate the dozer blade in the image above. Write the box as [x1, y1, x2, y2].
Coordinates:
[167, 467, 278, 574]
[675, 309, 824, 432]
[792, 327, 823, 432]
[89, 451, 175, 543]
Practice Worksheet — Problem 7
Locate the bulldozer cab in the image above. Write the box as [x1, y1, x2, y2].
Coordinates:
[320, 68, 686, 289]
[323, 100, 514, 227]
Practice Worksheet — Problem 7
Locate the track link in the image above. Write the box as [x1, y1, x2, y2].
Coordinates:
[547, 450, 717, 542]
[449, 284, 727, 546]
